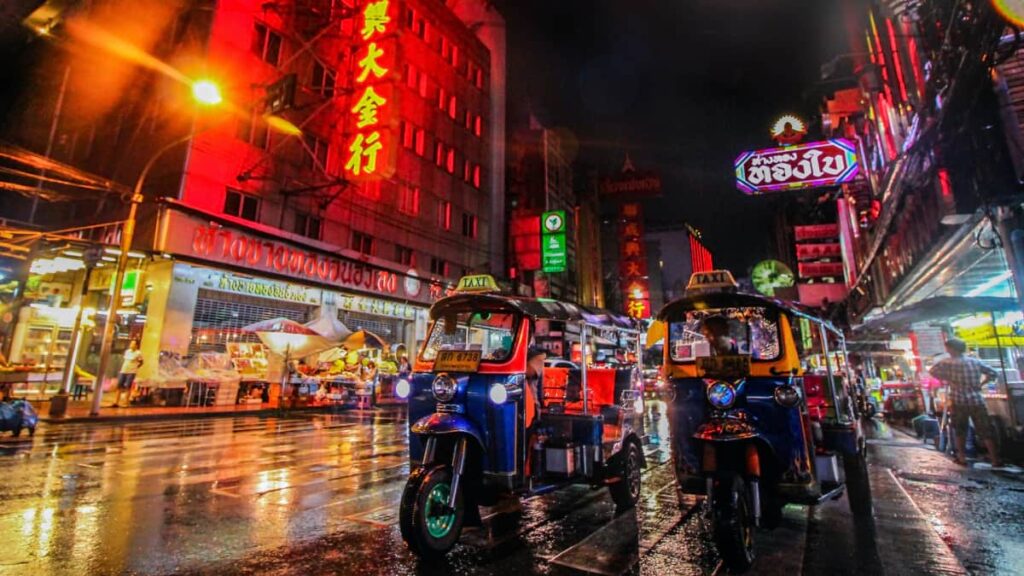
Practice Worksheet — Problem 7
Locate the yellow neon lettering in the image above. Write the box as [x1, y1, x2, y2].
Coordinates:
[345, 131, 383, 175]
[351, 86, 387, 128]
[356, 42, 388, 83]
[361, 0, 391, 40]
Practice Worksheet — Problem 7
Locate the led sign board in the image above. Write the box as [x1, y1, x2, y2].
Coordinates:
[735, 138, 859, 195]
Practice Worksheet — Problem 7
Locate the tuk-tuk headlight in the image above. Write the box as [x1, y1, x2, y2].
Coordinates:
[488, 383, 508, 404]
[395, 379, 411, 399]
[707, 381, 736, 409]
[432, 374, 457, 402]
[774, 384, 802, 408]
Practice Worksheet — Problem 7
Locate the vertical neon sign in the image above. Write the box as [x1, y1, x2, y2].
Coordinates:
[345, 0, 398, 180]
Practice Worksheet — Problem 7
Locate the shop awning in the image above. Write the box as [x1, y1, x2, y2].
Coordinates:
[858, 296, 1019, 333]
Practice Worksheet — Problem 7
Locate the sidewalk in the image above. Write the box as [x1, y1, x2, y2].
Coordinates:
[34, 398, 373, 424]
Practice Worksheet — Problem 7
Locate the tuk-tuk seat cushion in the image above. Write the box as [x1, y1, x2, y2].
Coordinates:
[563, 368, 616, 414]
[803, 374, 827, 421]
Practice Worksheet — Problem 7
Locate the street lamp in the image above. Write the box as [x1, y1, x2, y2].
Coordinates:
[88, 79, 221, 416]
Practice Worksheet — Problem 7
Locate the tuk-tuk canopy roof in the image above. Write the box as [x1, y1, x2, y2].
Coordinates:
[430, 293, 637, 332]
[657, 290, 842, 337]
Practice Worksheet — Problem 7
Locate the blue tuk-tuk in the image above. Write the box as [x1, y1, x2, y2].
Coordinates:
[657, 270, 871, 572]
[396, 275, 647, 557]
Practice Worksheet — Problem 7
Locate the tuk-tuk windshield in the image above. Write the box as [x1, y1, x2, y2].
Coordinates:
[669, 307, 781, 362]
[420, 311, 519, 363]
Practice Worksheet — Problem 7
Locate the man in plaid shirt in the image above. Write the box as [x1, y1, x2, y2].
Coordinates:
[929, 338, 1002, 467]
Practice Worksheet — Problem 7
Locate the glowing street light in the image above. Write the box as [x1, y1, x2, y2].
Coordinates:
[191, 79, 222, 106]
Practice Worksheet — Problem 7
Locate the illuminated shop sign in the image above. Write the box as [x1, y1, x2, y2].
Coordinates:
[343, 0, 398, 180]
[618, 203, 650, 319]
[734, 139, 859, 195]
[159, 210, 443, 304]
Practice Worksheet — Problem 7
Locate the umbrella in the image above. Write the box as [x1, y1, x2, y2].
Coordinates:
[305, 314, 352, 341]
[645, 320, 665, 349]
[342, 329, 389, 350]
[242, 318, 338, 358]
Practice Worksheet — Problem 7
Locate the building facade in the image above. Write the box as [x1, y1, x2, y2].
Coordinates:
[0, 0, 506, 387]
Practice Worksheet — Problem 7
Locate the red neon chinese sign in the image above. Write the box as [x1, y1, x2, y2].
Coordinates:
[344, 0, 398, 180]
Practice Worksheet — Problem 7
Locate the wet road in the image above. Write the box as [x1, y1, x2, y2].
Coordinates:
[0, 406, 1020, 575]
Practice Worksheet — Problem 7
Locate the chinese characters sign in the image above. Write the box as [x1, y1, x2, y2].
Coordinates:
[541, 210, 567, 273]
[344, 0, 398, 180]
[734, 139, 859, 195]
[618, 203, 650, 319]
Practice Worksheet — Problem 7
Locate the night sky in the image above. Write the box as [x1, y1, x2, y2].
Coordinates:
[496, 0, 850, 274]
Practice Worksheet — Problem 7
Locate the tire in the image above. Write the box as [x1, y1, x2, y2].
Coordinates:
[11, 426, 22, 438]
[399, 464, 464, 558]
[712, 474, 756, 573]
[843, 451, 872, 517]
[609, 441, 643, 510]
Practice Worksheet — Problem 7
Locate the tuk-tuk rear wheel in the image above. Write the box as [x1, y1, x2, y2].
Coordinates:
[609, 441, 643, 510]
[843, 450, 872, 517]
[712, 474, 756, 573]
[399, 464, 464, 558]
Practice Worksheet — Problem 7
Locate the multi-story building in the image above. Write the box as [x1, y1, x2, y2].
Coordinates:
[0, 0, 506, 387]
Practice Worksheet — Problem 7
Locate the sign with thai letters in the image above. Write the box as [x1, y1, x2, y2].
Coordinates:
[735, 139, 859, 195]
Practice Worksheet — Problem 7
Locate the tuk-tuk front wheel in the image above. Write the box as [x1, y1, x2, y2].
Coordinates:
[609, 441, 643, 510]
[843, 451, 872, 517]
[399, 464, 464, 558]
[711, 474, 756, 573]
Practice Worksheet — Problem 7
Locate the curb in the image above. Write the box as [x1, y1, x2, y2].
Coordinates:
[39, 404, 356, 425]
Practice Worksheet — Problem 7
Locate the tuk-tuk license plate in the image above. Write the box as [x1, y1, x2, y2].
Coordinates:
[697, 355, 751, 378]
[434, 350, 482, 372]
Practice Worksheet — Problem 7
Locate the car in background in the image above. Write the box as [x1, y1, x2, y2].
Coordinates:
[642, 367, 666, 398]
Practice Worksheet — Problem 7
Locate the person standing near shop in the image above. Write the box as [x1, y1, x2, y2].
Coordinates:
[929, 338, 1003, 467]
[112, 339, 143, 408]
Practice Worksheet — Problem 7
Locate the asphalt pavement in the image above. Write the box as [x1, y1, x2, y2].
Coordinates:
[0, 405, 1021, 576]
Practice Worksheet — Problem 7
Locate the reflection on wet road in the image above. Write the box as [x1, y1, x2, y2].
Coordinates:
[0, 404, 1005, 576]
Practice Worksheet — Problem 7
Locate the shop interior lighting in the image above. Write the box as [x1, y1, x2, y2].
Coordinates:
[30, 257, 85, 274]
[102, 247, 147, 259]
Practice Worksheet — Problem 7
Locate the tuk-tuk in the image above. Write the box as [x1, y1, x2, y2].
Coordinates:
[658, 270, 871, 572]
[397, 275, 647, 557]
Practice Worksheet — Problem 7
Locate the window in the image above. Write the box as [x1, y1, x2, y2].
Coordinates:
[398, 185, 420, 215]
[351, 231, 374, 255]
[415, 128, 426, 155]
[404, 63, 417, 89]
[437, 200, 452, 230]
[404, 6, 415, 29]
[294, 212, 322, 240]
[446, 148, 456, 174]
[434, 141, 445, 166]
[420, 311, 518, 362]
[450, 45, 459, 68]
[464, 109, 473, 130]
[473, 164, 482, 188]
[474, 115, 483, 137]
[395, 244, 416, 267]
[252, 23, 282, 66]
[236, 113, 270, 149]
[463, 159, 471, 182]
[418, 73, 429, 98]
[304, 134, 329, 171]
[437, 87, 446, 111]
[401, 122, 415, 149]
[448, 95, 457, 120]
[475, 68, 484, 90]
[668, 307, 781, 362]
[429, 257, 449, 277]
[312, 61, 336, 97]
[461, 212, 478, 238]
[224, 189, 260, 222]
[441, 36, 450, 59]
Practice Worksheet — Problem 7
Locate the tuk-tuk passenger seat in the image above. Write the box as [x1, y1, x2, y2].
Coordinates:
[803, 374, 828, 421]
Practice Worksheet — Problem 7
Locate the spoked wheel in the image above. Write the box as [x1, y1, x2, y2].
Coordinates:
[399, 464, 464, 558]
[609, 441, 643, 510]
[843, 450, 872, 517]
[711, 474, 756, 573]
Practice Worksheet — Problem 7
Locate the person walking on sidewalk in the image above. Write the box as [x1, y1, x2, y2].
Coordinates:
[929, 338, 1002, 467]
[112, 339, 143, 408]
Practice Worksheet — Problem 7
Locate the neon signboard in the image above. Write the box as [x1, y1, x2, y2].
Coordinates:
[344, 0, 398, 180]
[734, 139, 859, 195]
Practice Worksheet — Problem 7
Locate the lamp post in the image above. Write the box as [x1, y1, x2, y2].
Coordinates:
[89, 80, 222, 416]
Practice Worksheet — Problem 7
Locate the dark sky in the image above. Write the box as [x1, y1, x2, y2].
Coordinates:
[496, 0, 851, 274]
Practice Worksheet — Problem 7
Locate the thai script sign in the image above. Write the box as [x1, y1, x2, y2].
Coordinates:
[159, 209, 441, 304]
[599, 172, 662, 198]
[735, 139, 859, 195]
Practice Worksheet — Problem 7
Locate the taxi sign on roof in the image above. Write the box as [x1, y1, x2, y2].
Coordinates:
[455, 274, 501, 294]
[686, 270, 739, 292]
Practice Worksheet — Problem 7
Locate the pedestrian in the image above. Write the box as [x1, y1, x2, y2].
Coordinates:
[113, 339, 143, 408]
[929, 338, 1002, 467]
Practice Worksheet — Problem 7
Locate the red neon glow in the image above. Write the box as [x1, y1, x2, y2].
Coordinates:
[885, 18, 908, 103]
[869, 11, 894, 103]
[904, 19, 925, 102]
[344, 0, 395, 180]
[938, 168, 953, 200]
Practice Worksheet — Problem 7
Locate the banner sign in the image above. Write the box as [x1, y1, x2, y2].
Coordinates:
[600, 171, 662, 198]
[541, 210, 567, 273]
[735, 138, 859, 195]
[618, 203, 650, 319]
